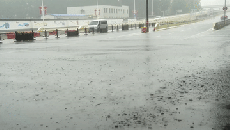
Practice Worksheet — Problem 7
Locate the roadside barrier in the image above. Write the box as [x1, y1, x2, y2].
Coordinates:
[139, 23, 144, 28]
[141, 27, 147, 33]
[34, 32, 40, 37]
[67, 29, 79, 37]
[122, 24, 129, 30]
[214, 20, 230, 30]
[49, 31, 56, 36]
[7, 33, 15, 39]
[15, 31, 34, 41]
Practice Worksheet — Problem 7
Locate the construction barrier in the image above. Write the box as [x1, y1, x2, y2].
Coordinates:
[49, 31, 57, 35]
[122, 24, 129, 30]
[214, 20, 230, 30]
[141, 27, 147, 33]
[139, 24, 144, 28]
[67, 29, 79, 37]
[34, 32, 40, 37]
[15, 31, 34, 41]
[7, 33, 15, 39]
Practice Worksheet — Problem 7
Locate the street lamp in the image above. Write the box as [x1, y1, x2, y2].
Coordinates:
[97, 0, 99, 19]
[224, 0, 227, 24]
[146, 0, 149, 32]
[41, 0, 45, 26]
[152, 0, 153, 16]
[134, 0, 136, 19]
[161, 11, 164, 17]
[118, 0, 122, 6]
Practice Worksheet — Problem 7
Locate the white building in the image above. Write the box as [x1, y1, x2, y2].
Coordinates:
[41, 14, 91, 19]
[67, 5, 129, 19]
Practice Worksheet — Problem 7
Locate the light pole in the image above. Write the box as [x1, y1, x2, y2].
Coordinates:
[118, 0, 122, 6]
[224, 0, 227, 24]
[134, 0, 136, 19]
[161, 11, 164, 17]
[152, 0, 153, 16]
[42, 0, 45, 26]
[97, 0, 99, 19]
[146, 0, 149, 32]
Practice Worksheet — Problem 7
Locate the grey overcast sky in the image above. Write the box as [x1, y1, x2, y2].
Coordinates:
[201, 0, 230, 6]
[0, 0, 228, 19]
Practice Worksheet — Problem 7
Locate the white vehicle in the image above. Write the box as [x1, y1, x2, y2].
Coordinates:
[155, 16, 162, 19]
[88, 19, 108, 33]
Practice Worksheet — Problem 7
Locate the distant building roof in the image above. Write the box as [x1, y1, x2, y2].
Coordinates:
[51, 14, 87, 17]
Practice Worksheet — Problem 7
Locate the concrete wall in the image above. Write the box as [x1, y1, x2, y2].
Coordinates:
[0, 19, 124, 32]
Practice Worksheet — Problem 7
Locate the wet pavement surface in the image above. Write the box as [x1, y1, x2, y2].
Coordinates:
[1, 15, 230, 130]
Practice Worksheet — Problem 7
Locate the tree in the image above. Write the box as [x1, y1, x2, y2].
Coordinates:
[170, 0, 201, 15]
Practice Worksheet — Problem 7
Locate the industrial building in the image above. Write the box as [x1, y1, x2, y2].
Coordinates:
[67, 5, 129, 19]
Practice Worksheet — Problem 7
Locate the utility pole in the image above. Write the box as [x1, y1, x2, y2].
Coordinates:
[97, 0, 99, 19]
[224, 0, 227, 24]
[118, 0, 122, 6]
[152, 0, 153, 16]
[146, 0, 149, 32]
[42, 0, 45, 26]
[161, 11, 164, 17]
[134, 0, 136, 19]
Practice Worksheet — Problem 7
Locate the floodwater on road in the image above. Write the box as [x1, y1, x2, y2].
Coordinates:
[0, 16, 230, 130]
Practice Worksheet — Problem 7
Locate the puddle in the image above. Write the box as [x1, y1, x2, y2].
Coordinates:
[226, 105, 230, 110]
[223, 124, 230, 130]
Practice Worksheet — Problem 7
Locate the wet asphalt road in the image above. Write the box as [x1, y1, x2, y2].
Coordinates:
[0, 15, 230, 130]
